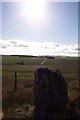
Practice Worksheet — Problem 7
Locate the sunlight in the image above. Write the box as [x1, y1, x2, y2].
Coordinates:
[21, 0, 46, 23]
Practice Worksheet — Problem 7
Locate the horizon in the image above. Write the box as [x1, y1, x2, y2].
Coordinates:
[0, 40, 78, 57]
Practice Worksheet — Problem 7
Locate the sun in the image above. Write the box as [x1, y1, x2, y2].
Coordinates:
[21, 0, 46, 23]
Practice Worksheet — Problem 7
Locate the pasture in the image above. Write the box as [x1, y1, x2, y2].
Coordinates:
[2, 55, 79, 119]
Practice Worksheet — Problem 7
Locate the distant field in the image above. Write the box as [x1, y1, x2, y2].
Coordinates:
[2, 56, 79, 118]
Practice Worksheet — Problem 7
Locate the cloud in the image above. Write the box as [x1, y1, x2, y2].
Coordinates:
[0, 39, 79, 57]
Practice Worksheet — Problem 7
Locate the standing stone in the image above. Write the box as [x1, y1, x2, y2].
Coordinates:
[33, 68, 68, 119]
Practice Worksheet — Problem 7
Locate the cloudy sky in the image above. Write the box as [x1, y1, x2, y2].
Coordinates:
[0, 0, 79, 56]
[0, 39, 78, 56]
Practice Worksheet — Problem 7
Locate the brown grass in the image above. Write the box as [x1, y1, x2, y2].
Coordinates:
[2, 57, 79, 119]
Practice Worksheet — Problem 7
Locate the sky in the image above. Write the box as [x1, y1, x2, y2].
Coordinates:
[78, 1, 80, 45]
[0, 2, 2, 39]
[0, 0, 79, 2]
[0, 1, 79, 56]
[2, 2, 78, 44]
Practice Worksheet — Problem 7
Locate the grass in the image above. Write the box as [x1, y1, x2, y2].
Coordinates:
[2, 56, 79, 119]
[2, 56, 44, 65]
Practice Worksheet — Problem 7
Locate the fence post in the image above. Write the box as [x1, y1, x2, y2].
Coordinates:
[14, 71, 17, 90]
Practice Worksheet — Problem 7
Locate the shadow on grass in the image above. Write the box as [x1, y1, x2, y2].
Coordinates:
[2, 88, 80, 120]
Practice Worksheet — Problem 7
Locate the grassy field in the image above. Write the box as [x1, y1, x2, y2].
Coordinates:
[2, 56, 79, 119]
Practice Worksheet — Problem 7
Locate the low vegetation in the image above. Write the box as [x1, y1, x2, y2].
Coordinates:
[2, 56, 79, 119]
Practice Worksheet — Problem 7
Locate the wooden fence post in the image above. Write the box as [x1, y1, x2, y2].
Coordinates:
[14, 71, 17, 90]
